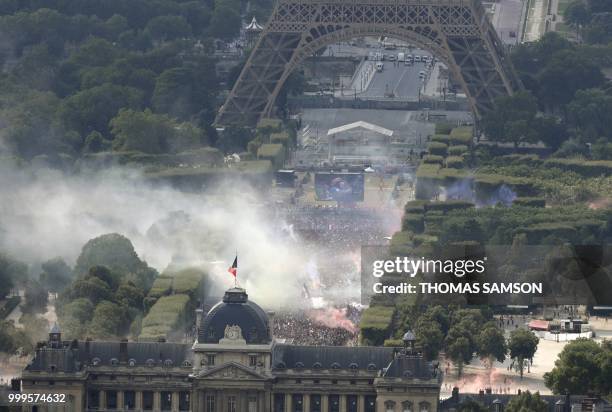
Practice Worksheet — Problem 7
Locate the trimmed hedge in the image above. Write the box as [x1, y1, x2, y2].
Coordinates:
[270, 132, 291, 147]
[516, 223, 578, 243]
[449, 126, 473, 145]
[148, 275, 173, 298]
[474, 174, 537, 197]
[390, 231, 413, 256]
[427, 142, 448, 156]
[416, 164, 442, 199]
[446, 156, 464, 169]
[170, 268, 205, 298]
[423, 155, 444, 164]
[513, 197, 546, 208]
[416, 163, 441, 178]
[360, 306, 395, 346]
[426, 200, 474, 213]
[431, 134, 451, 144]
[139, 294, 191, 340]
[257, 144, 285, 169]
[449, 145, 469, 156]
[402, 213, 425, 233]
[544, 159, 612, 177]
[256, 118, 282, 132]
[435, 123, 453, 135]
[404, 200, 427, 214]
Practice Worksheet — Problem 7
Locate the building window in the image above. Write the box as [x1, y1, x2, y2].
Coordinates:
[161, 391, 172, 411]
[249, 355, 258, 367]
[310, 394, 321, 412]
[248, 396, 257, 412]
[401, 401, 413, 412]
[347, 395, 358, 412]
[385, 400, 396, 412]
[207, 354, 216, 366]
[419, 402, 430, 412]
[365, 396, 376, 412]
[143, 392, 154, 411]
[274, 394, 285, 412]
[87, 390, 99, 409]
[206, 395, 215, 412]
[228, 395, 237, 412]
[179, 392, 190, 411]
[293, 394, 303, 412]
[124, 391, 135, 410]
[106, 391, 117, 410]
[329, 395, 340, 412]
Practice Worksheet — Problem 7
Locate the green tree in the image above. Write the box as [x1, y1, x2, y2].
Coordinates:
[88, 300, 128, 339]
[567, 88, 612, 140]
[209, 6, 241, 40]
[414, 317, 445, 361]
[537, 50, 605, 111]
[23, 280, 48, 314]
[544, 338, 611, 395]
[39, 257, 72, 293]
[60, 83, 143, 136]
[74, 233, 145, 277]
[564, 1, 592, 29]
[62, 298, 95, 324]
[505, 391, 547, 412]
[508, 329, 539, 379]
[152, 60, 218, 120]
[110, 108, 204, 153]
[116, 281, 145, 309]
[482, 91, 539, 147]
[87, 265, 121, 291]
[446, 336, 472, 377]
[476, 324, 507, 369]
[145, 15, 192, 42]
[70, 276, 113, 304]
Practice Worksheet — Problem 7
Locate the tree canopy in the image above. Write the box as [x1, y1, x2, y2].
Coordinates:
[544, 339, 612, 396]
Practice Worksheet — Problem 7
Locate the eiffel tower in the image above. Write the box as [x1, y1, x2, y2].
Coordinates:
[215, 0, 522, 126]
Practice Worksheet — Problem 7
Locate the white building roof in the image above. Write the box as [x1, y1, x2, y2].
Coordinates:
[246, 17, 264, 31]
[327, 121, 393, 137]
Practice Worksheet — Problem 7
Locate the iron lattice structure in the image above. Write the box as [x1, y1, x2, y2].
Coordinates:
[215, 0, 522, 126]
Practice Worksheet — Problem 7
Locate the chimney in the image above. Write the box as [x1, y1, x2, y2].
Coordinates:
[119, 339, 128, 363]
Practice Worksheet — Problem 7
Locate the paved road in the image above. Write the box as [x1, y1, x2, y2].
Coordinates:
[362, 55, 432, 99]
[489, 0, 525, 45]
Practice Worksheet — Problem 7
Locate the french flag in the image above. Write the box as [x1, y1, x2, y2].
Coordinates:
[228, 256, 238, 278]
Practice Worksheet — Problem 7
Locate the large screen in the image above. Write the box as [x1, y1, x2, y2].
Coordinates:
[314, 172, 365, 202]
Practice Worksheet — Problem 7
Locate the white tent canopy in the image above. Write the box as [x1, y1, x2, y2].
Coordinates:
[327, 121, 393, 137]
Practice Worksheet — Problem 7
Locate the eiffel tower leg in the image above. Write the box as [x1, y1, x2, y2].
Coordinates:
[215, 30, 302, 126]
[215, 0, 522, 128]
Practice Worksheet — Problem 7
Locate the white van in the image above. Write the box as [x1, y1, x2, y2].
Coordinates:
[376, 62, 384, 72]
[397, 52, 405, 62]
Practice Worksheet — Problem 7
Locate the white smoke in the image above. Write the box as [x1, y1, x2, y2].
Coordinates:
[0, 164, 309, 307]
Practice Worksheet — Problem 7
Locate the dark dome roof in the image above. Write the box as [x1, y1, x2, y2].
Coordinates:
[199, 288, 271, 344]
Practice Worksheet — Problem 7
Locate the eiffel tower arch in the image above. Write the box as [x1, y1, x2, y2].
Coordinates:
[215, 0, 522, 126]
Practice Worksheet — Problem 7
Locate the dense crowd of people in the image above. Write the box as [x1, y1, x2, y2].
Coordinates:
[277, 206, 394, 248]
[272, 311, 359, 346]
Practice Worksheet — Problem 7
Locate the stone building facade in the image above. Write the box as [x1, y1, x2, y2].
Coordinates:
[20, 288, 440, 412]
